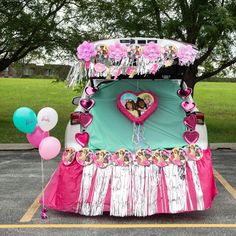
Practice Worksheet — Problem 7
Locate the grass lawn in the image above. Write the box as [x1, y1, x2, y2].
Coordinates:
[0, 78, 77, 144]
[0, 78, 235, 144]
[194, 82, 236, 143]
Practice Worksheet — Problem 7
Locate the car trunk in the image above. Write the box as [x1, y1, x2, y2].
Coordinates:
[87, 79, 187, 152]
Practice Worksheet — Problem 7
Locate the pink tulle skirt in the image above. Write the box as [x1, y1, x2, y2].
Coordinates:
[40, 148, 217, 216]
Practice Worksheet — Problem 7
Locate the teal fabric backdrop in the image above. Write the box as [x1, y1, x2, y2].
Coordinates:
[87, 79, 187, 152]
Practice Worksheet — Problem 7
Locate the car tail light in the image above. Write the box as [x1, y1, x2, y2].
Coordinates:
[195, 112, 204, 125]
[70, 112, 81, 125]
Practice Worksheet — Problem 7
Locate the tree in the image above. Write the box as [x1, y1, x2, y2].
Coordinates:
[75, 0, 236, 88]
[0, 0, 87, 72]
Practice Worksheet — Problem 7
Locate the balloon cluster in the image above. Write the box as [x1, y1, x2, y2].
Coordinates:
[13, 107, 61, 160]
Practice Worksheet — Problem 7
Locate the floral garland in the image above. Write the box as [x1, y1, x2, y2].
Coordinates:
[62, 145, 203, 168]
[74, 41, 198, 81]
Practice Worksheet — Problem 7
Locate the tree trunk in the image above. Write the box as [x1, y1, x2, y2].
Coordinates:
[182, 64, 198, 97]
[0, 59, 12, 72]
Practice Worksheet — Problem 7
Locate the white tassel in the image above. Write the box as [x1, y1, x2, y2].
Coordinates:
[77, 164, 96, 215]
[163, 164, 187, 213]
[110, 165, 131, 216]
[147, 165, 159, 215]
[90, 166, 112, 215]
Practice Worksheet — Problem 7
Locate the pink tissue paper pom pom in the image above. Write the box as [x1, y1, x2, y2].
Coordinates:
[76, 41, 96, 61]
[143, 42, 162, 62]
[108, 43, 127, 61]
[177, 45, 197, 64]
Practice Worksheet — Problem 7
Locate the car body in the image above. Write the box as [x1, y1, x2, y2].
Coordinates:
[41, 38, 217, 216]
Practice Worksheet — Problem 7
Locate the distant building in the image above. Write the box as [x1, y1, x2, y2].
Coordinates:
[0, 63, 71, 79]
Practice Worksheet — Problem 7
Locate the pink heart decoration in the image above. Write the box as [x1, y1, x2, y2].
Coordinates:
[184, 114, 197, 130]
[79, 113, 93, 128]
[117, 91, 158, 124]
[183, 130, 199, 144]
[177, 88, 192, 98]
[181, 101, 196, 112]
[85, 86, 98, 96]
[75, 132, 89, 147]
[80, 98, 95, 110]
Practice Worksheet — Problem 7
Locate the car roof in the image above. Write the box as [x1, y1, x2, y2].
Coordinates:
[93, 37, 197, 50]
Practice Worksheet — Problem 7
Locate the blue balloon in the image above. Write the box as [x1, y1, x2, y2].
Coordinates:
[13, 107, 37, 134]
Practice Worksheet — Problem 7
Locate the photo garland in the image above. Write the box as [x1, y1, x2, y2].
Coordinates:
[62, 145, 203, 168]
[67, 41, 198, 87]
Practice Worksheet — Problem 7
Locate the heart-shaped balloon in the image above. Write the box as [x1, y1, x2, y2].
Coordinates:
[177, 88, 192, 98]
[80, 98, 95, 110]
[85, 86, 98, 96]
[117, 91, 158, 124]
[184, 114, 197, 130]
[183, 130, 199, 144]
[181, 101, 196, 112]
[79, 113, 93, 128]
[75, 132, 89, 147]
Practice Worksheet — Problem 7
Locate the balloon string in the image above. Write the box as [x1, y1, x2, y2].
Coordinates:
[132, 123, 151, 151]
[140, 125, 151, 149]
[40, 158, 48, 219]
[132, 122, 137, 150]
[132, 122, 139, 151]
[41, 158, 45, 208]
[137, 124, 140, 147]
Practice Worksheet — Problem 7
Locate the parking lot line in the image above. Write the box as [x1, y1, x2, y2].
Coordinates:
[19, 192, 42, 223]
[214, 169, 236, 199]
[1, 224, 236, 229]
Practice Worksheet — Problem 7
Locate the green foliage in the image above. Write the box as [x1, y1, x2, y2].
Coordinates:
[0, 0, 236, 83]
[0, 0, 85, 71]
[74, 0, 236, 82]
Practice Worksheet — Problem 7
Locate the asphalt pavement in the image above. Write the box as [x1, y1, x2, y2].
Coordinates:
[0, 149, 235, 236]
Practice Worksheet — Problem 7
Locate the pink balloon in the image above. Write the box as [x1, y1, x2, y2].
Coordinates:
[26, 125, 49, 148]
[39, 136, 61, 160]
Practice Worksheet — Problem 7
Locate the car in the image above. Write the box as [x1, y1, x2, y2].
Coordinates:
[42, 38, 217, 216]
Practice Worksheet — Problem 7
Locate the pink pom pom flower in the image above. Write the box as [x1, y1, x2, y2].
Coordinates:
[177, 45, 197, 65]
[143, 42, 162, 62]
[108, 43, 127, 61]
[77, 41, 96, 61]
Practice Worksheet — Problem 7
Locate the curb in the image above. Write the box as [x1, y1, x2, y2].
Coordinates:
[0, 143, 34, 151]
[209, 143, 236, 150]
[0, 143, 236, 151]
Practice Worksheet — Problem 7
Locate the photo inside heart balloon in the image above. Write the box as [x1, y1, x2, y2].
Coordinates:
[117, 91, 158, 124]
